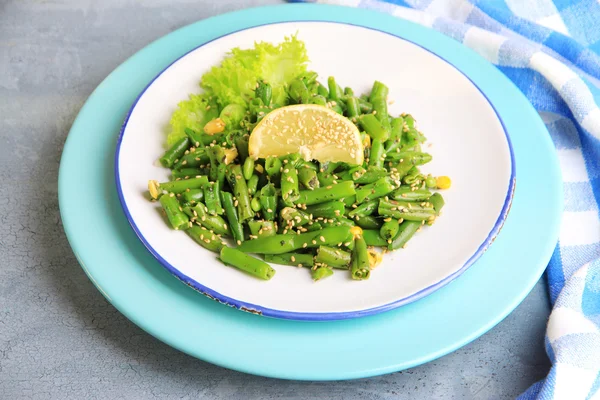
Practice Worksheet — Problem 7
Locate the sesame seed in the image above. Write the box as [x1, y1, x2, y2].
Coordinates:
[302, 243, 308, 248]
[311, 240, 317, 245]
[291, 256, 296, 262]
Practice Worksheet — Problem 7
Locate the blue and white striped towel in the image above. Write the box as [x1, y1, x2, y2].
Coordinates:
[290, 0, 600, 398]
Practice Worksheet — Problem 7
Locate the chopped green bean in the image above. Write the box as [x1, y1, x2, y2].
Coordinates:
[159, 193, 189, 230]
[159, 137, 190, 168]
[220, 246, 275, 280]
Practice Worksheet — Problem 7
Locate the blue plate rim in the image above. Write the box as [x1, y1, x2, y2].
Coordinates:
[114, 20, 516, 321]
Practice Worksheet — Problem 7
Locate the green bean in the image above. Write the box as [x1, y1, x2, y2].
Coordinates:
[173, 146, 210, 169]
[183, 204, 229, 236]
[359, 114, 389, 141]
[259, 183, 278, 221]
[255, 81, 272, 105]
[429, 193, 445, 215]
[237, 226, 351, 255]
[351, 236, 370, 280]
[315, 246, 351, 269]
[289, 79, 310, 104]
[344, 87, 354, 96]
[207, 145, 223, 181]
[220, 104, 246, 129]
[247, 174, 259, 196]
[265, 156, 282, 183]
[355, 177, 396, 203]
[330, 104, 343, 115]
[281, 163, 299, 206]
[182, 188, 204, 204]
[242, 157, 255, 180]
[171, 168, 205, 180]
[220, 192, 244, 244]
[403, 114, 426, 143]
[159, 137, 190, 168]
[302, 71, 319, 85]
[226, 164, 253, 221]
[370, 81, 388, 101]
[248, 220, 276, 238]
[320, 217, 355, 229]
[391, 186, 432, 201]
[203, 181, 223, 215]
[369, 81, 391, 131]
[389, 117, 404, 144]
[305, 221, 323, 232]
[264, 253, 313, 268]
[298, 167, 319, 190]
[183, 128, 223, 148]
[317, 82, 329, 98]
[355, 215, 382, 230]
[250, 197, 261, 212]
[358, 98, 373, 114]
[378, 198, 436, 222]
[425, 174, 437, 189]
[380, 219, 399, 241]
[235, 135, 249, 162]
[342, 195, 357, 207]
[369, 139, 385, 168]
[280, 207, 311, 228]
[183, 127, 204, 148]
[346, 97, 360, 118]
[291, 181, 356, 205]
[388, 221, 421, 250]
[348, 199, 378, 218]
[362, 229, 388, 246]
[148, 176, 209, 199]
[220, 246, 275, 280]
[403, 168, 425, 186]
[159, 193, 189, 230]
[186, 225, 225, 253]
[216, 162, 227, 188]
[306, 201, 345, 219]
[312, 267, 334, 281]
[317, 172, 337, 187]
[310, 95, 327, 106]
[327, 76, 343, 101]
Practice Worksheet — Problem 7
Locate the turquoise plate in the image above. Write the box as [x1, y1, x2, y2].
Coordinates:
[58, 4, 561, 379]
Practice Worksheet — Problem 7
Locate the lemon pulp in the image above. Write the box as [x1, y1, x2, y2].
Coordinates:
[248, 104, 364, 165]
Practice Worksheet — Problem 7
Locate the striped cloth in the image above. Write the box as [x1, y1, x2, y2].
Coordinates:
[289, 0, 600, 398]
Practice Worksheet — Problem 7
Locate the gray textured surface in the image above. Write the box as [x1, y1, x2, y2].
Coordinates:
[0, 1, 551, 399]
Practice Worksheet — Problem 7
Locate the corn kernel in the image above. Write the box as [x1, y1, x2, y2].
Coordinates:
[436, 176, 451, 189]
[350, 226, 363, 239]
[223, 148, 238, 165]
[204, 118, 226, 135]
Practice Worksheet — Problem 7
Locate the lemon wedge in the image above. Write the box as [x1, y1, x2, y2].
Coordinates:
[248, 104, 364, 164]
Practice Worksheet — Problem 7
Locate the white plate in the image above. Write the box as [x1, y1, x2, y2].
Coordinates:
[116, 21, 514, 320]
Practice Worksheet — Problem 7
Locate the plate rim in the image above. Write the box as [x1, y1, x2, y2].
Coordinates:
[57, 3, 562, 380]
[114, 20, 517, 321]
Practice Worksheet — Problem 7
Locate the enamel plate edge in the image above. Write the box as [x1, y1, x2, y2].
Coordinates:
[115, 21, 515, 320]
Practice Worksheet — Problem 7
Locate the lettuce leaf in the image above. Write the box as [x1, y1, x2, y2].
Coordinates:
[200, 34, 308, 107]
[167, 93, 217, 147]
[168, 35, 308, 146]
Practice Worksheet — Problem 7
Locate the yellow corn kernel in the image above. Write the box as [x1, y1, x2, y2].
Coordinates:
[223, 147, 238, 165]
[148, 180, 160, 199]
[362, 134, 371, 149]
[436, 176, 451, 189]
[350, 226, 363, 239]
[204, 118, 226, 135]
[367, 249, 383, 268]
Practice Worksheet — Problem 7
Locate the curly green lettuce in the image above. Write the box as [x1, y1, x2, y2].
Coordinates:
[167, 35, 308, 145]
